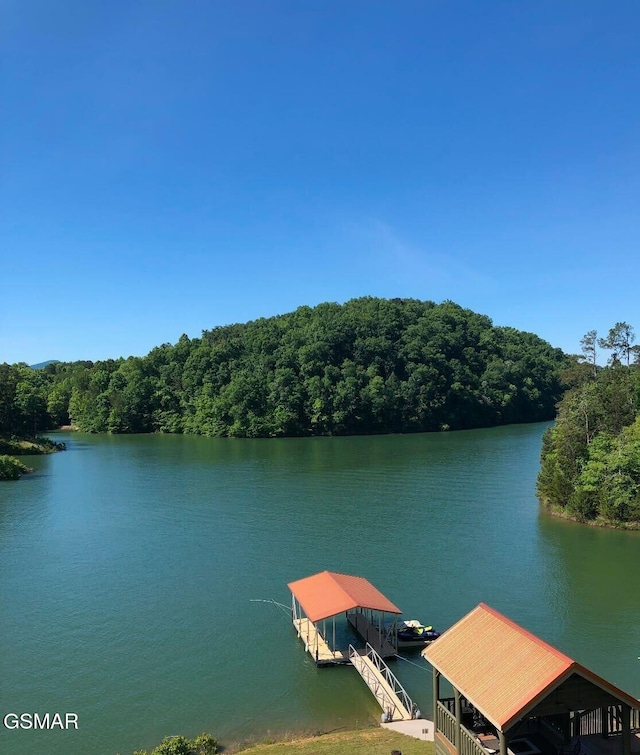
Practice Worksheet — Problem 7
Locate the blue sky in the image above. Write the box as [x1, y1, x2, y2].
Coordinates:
[3, 0, 639, 365]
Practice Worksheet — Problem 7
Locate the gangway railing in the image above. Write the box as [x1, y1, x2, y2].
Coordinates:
[349, 642, 419, 721]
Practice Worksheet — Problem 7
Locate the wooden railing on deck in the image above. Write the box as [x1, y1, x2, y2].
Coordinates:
[437, 700, 639, 748]
[575, 705, 640, 737]
[461, 722, 488, 755]
[576, 708, 602, 736]
[436, 701, 486, 755]
[437, 700, 458, 745]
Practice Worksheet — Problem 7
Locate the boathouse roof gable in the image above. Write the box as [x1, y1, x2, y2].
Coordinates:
[287, 570, 402, 623]
[423, 603, 640, 731]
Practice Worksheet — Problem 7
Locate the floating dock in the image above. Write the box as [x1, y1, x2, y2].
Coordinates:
[288, 570, 421, 722]
[288, 570, 401, 665]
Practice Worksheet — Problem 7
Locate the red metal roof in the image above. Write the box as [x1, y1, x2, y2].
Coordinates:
[423, 603, 640, 731]
[287, 571, 402, 623]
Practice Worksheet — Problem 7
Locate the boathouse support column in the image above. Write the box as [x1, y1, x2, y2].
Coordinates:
[601, 706, 609, 739]
[621, 704, 631, 755]
[432, 670, 440, 726]
[499, 730, 507, 755]
[455, 688, 462, 751]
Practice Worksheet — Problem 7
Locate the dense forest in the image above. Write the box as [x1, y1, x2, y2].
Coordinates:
[1, 298, 568, 439]
[537, 323, 640, 525]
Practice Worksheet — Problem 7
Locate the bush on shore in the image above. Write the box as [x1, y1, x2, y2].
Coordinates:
[131, 733, 217, 755]
[0, 455, 31, 480]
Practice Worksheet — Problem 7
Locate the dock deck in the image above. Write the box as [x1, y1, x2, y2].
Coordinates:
[293, 617, 349, 665]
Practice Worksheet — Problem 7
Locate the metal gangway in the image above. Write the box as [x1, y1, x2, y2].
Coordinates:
[349, 642, 419, 722]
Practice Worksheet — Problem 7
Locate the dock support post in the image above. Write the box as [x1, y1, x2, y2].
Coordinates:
[432, 670, 440, 726]
[622, 704, 631, 755]
[601, 706, 609, 739]
[499, 730, 507, 755]
[455, 687, 462, 751]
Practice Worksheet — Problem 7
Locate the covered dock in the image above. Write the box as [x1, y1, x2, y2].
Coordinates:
[288, 570, 402, 665]
[423, 603, 640, 755]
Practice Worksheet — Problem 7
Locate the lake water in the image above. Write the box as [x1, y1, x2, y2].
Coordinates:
[1, 424, 639, 755]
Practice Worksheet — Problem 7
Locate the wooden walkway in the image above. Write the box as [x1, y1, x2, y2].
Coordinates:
[292, 618, 349, 665]
[291, 614, 420, 723]
[349, 643, 417, 722]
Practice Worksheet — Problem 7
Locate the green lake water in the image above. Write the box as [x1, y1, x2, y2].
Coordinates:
[1, 424, 639, 755]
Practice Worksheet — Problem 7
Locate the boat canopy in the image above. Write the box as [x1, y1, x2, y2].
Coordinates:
[288, 570, 402, 624]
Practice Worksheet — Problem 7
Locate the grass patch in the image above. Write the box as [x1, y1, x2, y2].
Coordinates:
[232, 727, 434, 755]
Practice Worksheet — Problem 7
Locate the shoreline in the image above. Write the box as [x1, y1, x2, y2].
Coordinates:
[542, 502, 640, 531]
[0, 434, 66, 480]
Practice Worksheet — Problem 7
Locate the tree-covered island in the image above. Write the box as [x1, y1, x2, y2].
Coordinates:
[1, 298, 568, 443]
[537, 322, 640, 526]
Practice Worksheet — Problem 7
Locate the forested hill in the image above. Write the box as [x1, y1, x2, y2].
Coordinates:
[537, 323, 640, 525]
[2, 298, 568, 438]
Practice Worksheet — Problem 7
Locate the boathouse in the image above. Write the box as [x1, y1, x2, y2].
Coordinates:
[423, 604, 640, 755]
[288, 570, 401, 665]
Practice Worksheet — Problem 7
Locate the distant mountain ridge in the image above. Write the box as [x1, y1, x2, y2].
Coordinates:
[30, 360, 60, 370]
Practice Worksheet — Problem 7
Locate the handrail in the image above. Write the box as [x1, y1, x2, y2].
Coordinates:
[461, 721, 490, 755]
[437, 700, 457, 745]
[364, 642, 417, 718]
[349, 645, 401, 720]
[349, 644, 417, 721]
[575, 705, 640, 736]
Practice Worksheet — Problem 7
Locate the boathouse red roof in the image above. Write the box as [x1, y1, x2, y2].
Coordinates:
[423, 603, 640, 731]
[287, 570, 402, 623]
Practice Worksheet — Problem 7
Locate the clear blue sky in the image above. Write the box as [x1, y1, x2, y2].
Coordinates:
[3, 0, 639, 365]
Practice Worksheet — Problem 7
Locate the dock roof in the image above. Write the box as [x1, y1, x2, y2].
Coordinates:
[288, 570, 402, 623]
[423, 603, 640, 731]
